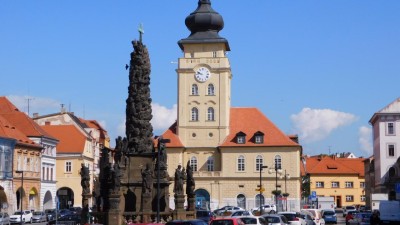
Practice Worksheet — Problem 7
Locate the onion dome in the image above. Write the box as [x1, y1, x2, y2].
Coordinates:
[178, 0, 230, 51]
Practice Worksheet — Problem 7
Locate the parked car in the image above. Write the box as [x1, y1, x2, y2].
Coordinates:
[47, 214, 81, 225]
[299, 212, 316, 225]
[210, 217, 245, 225]
[196, 210, 215, 223]
[58, 209, 72, 217]
[301, 209, 325, 225]
[234, 216, 267, 225]
[0, 212, 10, 225]
[214, 206, 245, 216]
[252, 205, 277, 215]
[69, 207, 82, 215]
[348, 212, 372, 225]
[166, 219, 210, 225]
[278, 212, 305, 225]
[31, 211, 46, 223]
[321, 209, 337, 224]
[44, 209, 59, 222]
[343, 206, 356, 217]
[261, 214, 288, 225]
[231, 211, 254, 217]
[345, 211, 359, 225]
[10, 210, 33, 224]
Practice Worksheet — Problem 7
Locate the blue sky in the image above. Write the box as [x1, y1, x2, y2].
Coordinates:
[2, 1, 400, 157]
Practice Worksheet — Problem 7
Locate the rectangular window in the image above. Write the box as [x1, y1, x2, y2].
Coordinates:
[331, 182, 339, 188]
[316, 182, 324, 188]
[238, 157, 245, 171]
[237, 136, 245, 144]
[360, 182, 365, 188]
[345, 182, 353, 188]
[212, 51, 217, 58]
[207, 157, 214, 171]
[65, 161, 72, 172]
[42, 167, 45, 180]
[387, 122, 395, 135]
[388, 144, 395, 157]
[346, 195, 354, 202]
[361, 195, 366, 202]
[255, 136, 263, 144]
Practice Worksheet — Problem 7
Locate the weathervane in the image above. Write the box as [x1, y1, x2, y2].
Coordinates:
[138, 23, 144, 42]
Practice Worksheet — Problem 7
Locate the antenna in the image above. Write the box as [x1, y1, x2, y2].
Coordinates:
[328, 146, 331, 155]
[26, 97, 34, 116]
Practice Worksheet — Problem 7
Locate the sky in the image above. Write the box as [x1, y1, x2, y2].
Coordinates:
[2, 1, 400, 158]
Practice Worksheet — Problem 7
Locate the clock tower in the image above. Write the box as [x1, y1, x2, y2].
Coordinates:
[176, 0, 231, 147]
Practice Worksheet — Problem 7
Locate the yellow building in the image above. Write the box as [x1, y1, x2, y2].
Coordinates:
[161, 0, 302, 212]
[41, 125, 94, 209]
[303, 155, 366, 208]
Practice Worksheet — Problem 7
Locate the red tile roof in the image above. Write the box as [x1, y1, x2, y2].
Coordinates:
[79, 118, 109, 139]
[41, 125, 86, 153]
[162, 107, 299, 148]
[304, 155, 365, 176]
[0, 114, 41, 148]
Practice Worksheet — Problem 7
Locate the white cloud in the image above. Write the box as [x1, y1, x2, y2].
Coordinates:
[7, 95, 60, 114]
[359, 126, 373, 156]
[290, 108, 357, 143]
[115, 103, 177, 138]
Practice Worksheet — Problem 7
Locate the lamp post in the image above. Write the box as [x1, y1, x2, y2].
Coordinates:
[280, 170, 290, 211]
[269, 163, 282, 213]
[258, 165, 268, 213]
[16, 170, 24, 225]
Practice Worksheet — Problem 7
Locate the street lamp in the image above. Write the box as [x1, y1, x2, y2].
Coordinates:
[258, 165, 268, 213]
[268, 163, 282, 213]
[16, 170, 24, 225]
[280, 170, 290, 211]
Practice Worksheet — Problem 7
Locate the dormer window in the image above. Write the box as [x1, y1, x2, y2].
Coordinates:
[254, 131, 264, 144]
[236, 132, 246, 144]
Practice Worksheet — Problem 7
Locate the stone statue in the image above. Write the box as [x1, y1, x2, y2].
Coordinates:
[173, 165, 185, 195]
[186, 161, 195, 197]
[141, 163, 153, 194]
[110, 163, 122, 194]
[159, 142, 167, 167]
[80, 163, 90, 195]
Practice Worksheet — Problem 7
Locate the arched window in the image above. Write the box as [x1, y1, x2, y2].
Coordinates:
[191, 108, 199, 121]
[207, 107, 215, 121]
[256, 155, 263, 171]
[207, 156, 214, 171]
[237, 155, 245, 171]
[207, 84, 215, 95]
[275, 155, 282, 169]
[237, 194, 246, 209]
[190, 156, 198, 171]
[256, 194, 265, 207]
[191, 84, 199, 95]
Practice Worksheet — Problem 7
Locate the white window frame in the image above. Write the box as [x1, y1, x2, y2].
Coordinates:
[331, 181, 339, 188]
[65, 161, 72, 173]
[274, 155, 282, 169]
[191, 108, 199, 121]
[360, 182, 365, 188]
[360, 195, 366, 202]
[255, 135, 263, 144]
[346, 195, 354, 202]
[256, 155, 263, 171]
[207, 84, 215, 96]
[387, 122, 395, 135]
[237, 136, 245, 144]
[316, 182, 324, 188]
[207, 156, 214, 171]
[237, 155, 245, 172]
[207, 107, 215, 121]
[190, 156, 198, 171]
[345, 181, 353, 188]
[191, 84, 199, 96]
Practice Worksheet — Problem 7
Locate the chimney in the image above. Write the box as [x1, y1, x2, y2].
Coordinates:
[45, 121, 51, 125]
[61, 104, 66, 113]
[33, 113, 39, 118]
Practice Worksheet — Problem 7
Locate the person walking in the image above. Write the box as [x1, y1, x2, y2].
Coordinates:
[370, 210, 381, 225]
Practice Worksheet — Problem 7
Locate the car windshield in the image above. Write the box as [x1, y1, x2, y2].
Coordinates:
[264, 217, 280, 223]
[281, 214, 296, 221]
[360, 213, 372, 218]
[324, 211, 335, 215]
[33, 212, 43, 215]
[239, 218, 257, 224]
[14, 212, 22, 215]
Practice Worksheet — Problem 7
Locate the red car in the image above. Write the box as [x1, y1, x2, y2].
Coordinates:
[345, 210, 359, 225]
[210, 217, 245, 225]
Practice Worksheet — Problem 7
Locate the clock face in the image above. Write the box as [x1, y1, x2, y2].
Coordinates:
[195, 67, 211, 82]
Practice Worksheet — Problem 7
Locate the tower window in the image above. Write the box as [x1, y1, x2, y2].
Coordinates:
[191, 84, 199, 95]
[207, 107, 215, 121]
[207, 84, 215, 95]
[191, 108, 199, 121]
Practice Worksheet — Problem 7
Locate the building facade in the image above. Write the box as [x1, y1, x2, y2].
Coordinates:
[368, 97, 400, 199]
[162, 0, 302, 211]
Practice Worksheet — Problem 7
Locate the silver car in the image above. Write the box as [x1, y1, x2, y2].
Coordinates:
[262, 214, 289, 225]
[31, 211, 46, 223]
[0, 212, 10, 225]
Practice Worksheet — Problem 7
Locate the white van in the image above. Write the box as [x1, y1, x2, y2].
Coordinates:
[301, 209, 325, 225]
[379, 200, 400, 224]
